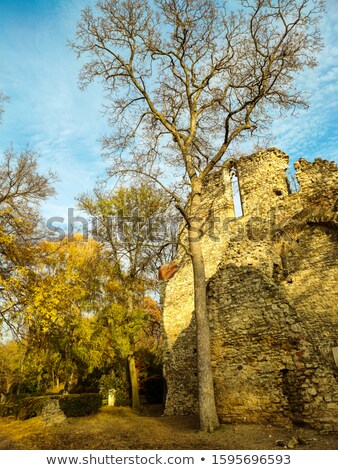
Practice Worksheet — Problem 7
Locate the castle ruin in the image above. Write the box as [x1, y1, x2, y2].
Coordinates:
[161, 148, 338, 431]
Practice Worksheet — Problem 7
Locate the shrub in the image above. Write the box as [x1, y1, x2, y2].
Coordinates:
[16, 396, 52, 420]
[58, 393, 102, 417]
[15, 393, 101, 420]
[0, 404, 17, 417]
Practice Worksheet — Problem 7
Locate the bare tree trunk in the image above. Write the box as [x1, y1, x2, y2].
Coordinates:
[128, 351, 140, 410]
[189, 181, 219, 432]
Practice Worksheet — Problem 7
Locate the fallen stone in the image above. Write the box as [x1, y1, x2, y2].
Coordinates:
[275, 440, 287, 447]
[287, 437, 298, 449]
[41, 399, 66, 425]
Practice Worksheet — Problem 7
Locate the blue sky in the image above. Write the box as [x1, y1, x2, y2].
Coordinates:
[0, 0, 337, 223]
[0, 0, 104, 221]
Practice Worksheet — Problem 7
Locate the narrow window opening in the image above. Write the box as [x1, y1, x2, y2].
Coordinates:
[286, 170, 300, 194]
[230, 166, 243, 217]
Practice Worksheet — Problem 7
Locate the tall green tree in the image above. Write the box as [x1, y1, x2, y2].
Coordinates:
[78, 182, 175, 408]
[71, 0, 325, 431]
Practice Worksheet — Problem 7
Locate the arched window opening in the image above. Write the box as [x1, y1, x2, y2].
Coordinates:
[230, 166, 244, 217]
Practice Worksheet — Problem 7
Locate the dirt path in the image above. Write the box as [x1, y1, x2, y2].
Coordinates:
[0, 406, 337, 450]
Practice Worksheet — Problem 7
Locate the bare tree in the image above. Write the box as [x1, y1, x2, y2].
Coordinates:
[0, 148, 57, 335]
[71, 0, 325, 431]
[0, 148, 56, 244]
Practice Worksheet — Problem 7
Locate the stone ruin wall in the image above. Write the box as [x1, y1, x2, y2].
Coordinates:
[162, 148, 338, 431]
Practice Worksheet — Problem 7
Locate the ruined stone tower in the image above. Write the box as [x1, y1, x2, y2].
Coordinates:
[162, 148, 338, 431]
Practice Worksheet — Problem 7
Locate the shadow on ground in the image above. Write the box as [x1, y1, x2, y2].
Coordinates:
[0, 405, 337, 450]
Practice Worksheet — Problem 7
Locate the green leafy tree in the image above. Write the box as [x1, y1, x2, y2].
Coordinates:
[78, 182, 175, 408]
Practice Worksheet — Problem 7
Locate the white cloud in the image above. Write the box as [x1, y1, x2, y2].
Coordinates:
[267, 2, 338, 166]
[0, 0, 107, 220]
[0, 0, 337, 223]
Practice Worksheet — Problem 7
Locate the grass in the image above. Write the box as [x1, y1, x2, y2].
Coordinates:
[0, 405, 337, 450]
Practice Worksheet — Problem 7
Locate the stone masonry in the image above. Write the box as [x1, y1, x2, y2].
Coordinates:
[162, 148, 338, 431]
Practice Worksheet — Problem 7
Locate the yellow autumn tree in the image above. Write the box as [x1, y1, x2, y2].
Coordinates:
[19, 235, 117, 391]
[0, 148, 56, 336]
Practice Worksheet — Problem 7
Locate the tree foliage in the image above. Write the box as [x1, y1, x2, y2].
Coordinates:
[78, 181, 178, 279]
[71, 0, 325, 431]
[78, 183, 169, 408]
[0, 148, 57, 336]
[0, 234, 162, 399]
[0, 95, 162, 403]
